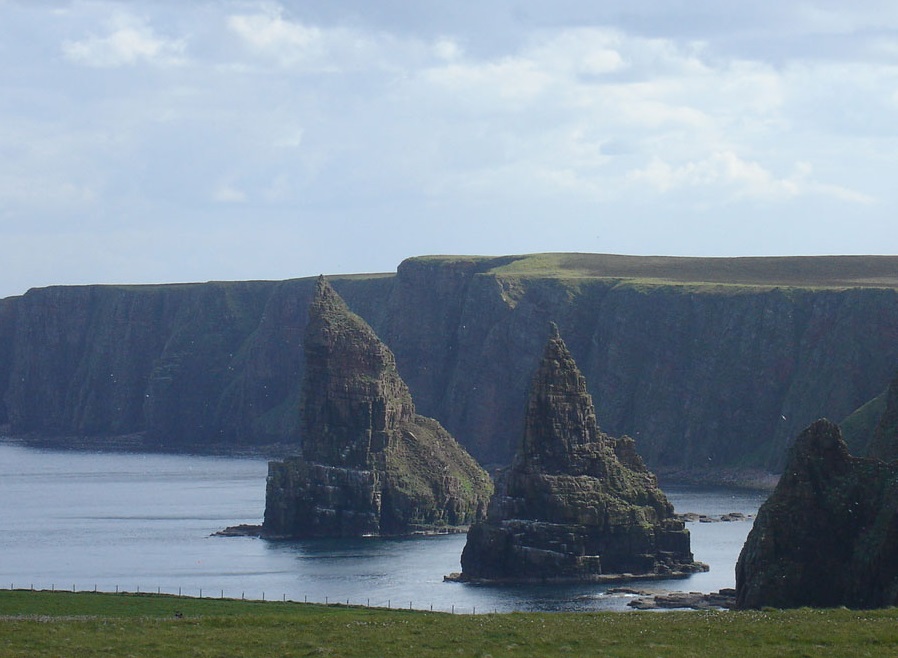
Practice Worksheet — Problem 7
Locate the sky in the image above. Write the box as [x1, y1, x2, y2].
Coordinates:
[3, 1, 898, 298]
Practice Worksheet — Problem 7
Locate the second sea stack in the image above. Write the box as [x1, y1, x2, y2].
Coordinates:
[456, 324, 706, 583]
[263, 276, 492, 538]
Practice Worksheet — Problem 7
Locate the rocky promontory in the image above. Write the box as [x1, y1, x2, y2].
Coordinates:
[736, 418, 898, 609]
[262, 277, 492, 538]
[454, 324, 706, 583]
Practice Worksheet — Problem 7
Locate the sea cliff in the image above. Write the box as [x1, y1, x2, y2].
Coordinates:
[2, 253, 898, 478]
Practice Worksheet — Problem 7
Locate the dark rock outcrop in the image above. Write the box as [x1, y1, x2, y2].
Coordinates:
[735, 419, 898, 609]
[2, 254, 898, 478]
[455, 324, 706, 583]
[262, 277, 492, 538]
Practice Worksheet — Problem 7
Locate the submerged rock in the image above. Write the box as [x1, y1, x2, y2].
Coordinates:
[262, 277, 492, 538]
[736, 418, 898, 609]
[455, 324, 706, 583]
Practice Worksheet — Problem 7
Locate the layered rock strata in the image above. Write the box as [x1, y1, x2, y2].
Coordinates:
[455, 324, 705, 583]
[736, 418, 898, 609]
[262, 277, 492, 538]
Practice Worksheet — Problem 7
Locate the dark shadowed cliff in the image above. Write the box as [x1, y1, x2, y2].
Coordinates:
[2, 253, 898, 477]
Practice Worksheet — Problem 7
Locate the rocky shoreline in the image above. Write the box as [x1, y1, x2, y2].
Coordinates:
[611, 587, 737, 610]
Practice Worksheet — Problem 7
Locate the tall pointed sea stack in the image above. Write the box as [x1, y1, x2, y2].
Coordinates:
[263, 276, 492, 538]
[456, 324, 705, 583]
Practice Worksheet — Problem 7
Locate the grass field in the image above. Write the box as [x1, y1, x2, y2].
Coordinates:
[1, 590, 897, 657]
[410, 253, 898, 289]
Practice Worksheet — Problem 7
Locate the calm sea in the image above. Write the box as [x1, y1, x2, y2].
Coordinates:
[0, 442, 766, 613]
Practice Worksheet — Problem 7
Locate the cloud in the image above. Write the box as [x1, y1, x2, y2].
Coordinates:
[1, 0, 897, 299]
[62, 14, 186, 67]
[213, 183, 247, 204]
[627, 152, 874, 204]
[227, 8, 326, 67]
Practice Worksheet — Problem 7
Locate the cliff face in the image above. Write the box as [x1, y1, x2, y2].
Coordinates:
[262, 277, 492, 538]
[866, 373, 898, 462]
[457, 325, 703, 583]
[0, 277, 388, 449]
[735, 419, 898, 609]
[373, 258, 898, 473]
[2, 254, 898, 476]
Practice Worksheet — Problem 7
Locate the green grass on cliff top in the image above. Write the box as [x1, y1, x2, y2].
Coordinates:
[2, 590, 898, 657]
[412, 253, 898, 290]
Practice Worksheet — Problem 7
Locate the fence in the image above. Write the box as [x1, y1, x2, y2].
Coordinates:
[2, 582, 492, 615]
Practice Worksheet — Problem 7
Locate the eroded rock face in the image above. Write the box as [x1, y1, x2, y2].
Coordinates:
[867, 373, 898, 462]
[736, 419, 898, 609]
[262, 277, 492, 538]
[456, 324, 705, 583]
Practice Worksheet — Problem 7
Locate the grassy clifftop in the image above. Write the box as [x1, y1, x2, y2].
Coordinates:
[409, 253, 898, 289]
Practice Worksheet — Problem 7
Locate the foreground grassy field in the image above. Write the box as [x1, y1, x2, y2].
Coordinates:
[1, 591, 897, 657]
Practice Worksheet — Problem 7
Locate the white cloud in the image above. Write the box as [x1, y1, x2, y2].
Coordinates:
[627, 152, 873, 204]
[213, 183, 247, 204]
[1, 1, 897, 298]
[227, 9, 326, 66]
[433, 37, 463, 62]
[62, 15, 185, 67]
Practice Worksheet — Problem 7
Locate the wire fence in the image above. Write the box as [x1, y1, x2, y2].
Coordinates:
[2, 582, 491, 615]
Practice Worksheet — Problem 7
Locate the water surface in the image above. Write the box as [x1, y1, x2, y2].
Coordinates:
[0, 442, 767, 612]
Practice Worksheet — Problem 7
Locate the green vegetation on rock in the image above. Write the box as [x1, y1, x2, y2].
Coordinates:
[737, 419, 898, 609]
[458, 324, 704, 582]
[263, 277, 492, 538]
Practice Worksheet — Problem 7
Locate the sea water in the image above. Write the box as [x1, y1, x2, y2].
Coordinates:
[0, 441, 767, 612]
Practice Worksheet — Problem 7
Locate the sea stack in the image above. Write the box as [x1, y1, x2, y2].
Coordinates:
[736, 418, 898, 609]
[455, 323, 705, 583]
[262, 276, 492, 538]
